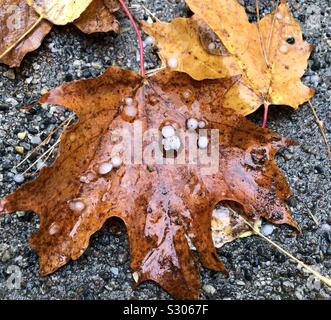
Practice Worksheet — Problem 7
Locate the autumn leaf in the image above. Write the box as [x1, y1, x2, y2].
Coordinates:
[0, 0, 120, 67]
[143, 0, 315, 116]
[0, 0, 52, 68]
[0, 67, 297, 299]
[73, 0, 120, 34]
[26, 0, 94, 25]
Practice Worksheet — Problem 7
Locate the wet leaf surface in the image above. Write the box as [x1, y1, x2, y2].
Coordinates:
[0, 67, 297, 299]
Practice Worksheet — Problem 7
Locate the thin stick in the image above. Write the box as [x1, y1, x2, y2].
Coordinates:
[0, 16, 43, 60]
[255, 0, 270, 67]
[141, 4, 161, 23]
[262, 102, 269, 128]
[306, 207, 319, 226]
[118, 0, 145, 77]
[146, 66, 166, 77]
[21, 139, 60, 176]
[308, 101, 331, 158]
[226, 207, 331, 288]
[15, 115, 74, 168]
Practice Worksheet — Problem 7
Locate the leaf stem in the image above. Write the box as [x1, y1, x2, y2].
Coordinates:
[118, 0, 145, 77]
[262, 102, 269, 128]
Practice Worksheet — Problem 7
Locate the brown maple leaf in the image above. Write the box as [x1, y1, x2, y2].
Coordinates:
[73, 0, 120, 34]
[143, 0, 315, 116]
[0, 67, 297, 299]
[0, 0, 119, 67]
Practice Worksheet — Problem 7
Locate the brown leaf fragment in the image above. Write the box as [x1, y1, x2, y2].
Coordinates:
[73, 0, 120, 34]
[0, 67, 297, 299]
[0, 0, 52, 68]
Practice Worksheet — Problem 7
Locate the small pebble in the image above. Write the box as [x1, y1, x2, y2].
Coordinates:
[15, 146, 24, 154]
[110, 267, 119, 276]
[17, 132, 27, 140]
[29, 135, 42, 145]
[261, 224, 274, 236]
[13, 174, 25, 184]
[202, 284, 216, 295]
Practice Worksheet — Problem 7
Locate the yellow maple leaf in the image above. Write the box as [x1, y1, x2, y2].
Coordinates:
[26, 0, 94, 25]
[143, 0, 315, 116]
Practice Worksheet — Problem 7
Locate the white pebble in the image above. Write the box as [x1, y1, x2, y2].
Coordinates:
[187, 118, 198, 130]
[198, 136, 209, 149]
[162, 136, 181, 151]
[111, 156, 122, 168]
[69, 200, 85, 212]
[29, 135, 42, 145]
[161, 125, 176, 138]
[13, 174, 24, 183]
[167, 57, 178, 69]
[198, 121, 206, 129]
[261, 224, 274, 236]
[124, 105, 137, 118]
[98, 162, 113, 175]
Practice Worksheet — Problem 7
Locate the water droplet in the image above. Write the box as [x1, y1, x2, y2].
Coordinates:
[123, 105, 137, 118]
[143, 36, 155, 46]
[182, 90, 192, 99]
[167, 57, 178, 69]
[187, 118, 198, 131]
[275, 12, 282, 19]
[98, 162, 113, 175]
[111, 156, 122, 168]
[80, 171, 96, 183]
[49, 222, 58, 235]
[208, 42, 216, 51]
[69, 200, 86, 212]
[284, 16, 291, 24]
[279, 44, 288, 54]
[125, 97, 133, 106]
[161, 125, 176, 138]
[198, 121, 206, 129]
[198, 136, 209, 149]
[162, 136, 181, 151]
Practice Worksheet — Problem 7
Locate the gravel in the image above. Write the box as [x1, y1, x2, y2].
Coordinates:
[0, 0, 330, 300]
